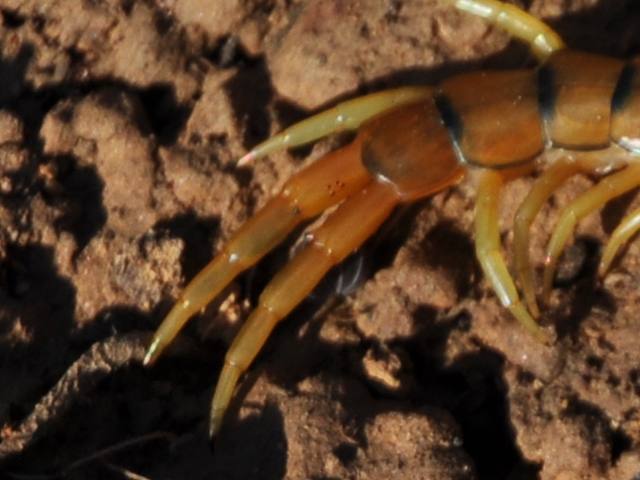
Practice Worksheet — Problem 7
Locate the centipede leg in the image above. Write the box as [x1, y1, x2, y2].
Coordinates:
[600, 207, 640, 275]
[474, 170, 549, 342]
[449, 0, 565, 60]
[144, 138, 370, 365]
[210, 181, 399, 437]
[513, 157, 604, 316]
[238, 86, 432, 165]
[542, 164, 640, 301]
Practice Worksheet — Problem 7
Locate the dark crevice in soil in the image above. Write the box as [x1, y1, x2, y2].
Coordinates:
[420, 220, 478, 299]
[601, 187, 640, 235]
[152, 212, 221, 281]
[444, 354, 540, 479]
[552, 237, 598, 287]
[222, 159, 254, 189]
[1, 8, 26, 29]
[333, 441, 358, 467]
[136, 83, 191, 144]
[224, 57, 273, 151]
[49, 155, 107, 255]
[565, 396, 633, 462]
[552, 236, 618, 339]
[611, 427, 633, 463]
[0, 43, 33, 107]
[2, 243, 75, 343]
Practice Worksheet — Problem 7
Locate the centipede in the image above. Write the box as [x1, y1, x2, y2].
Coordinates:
[143, 0, 640, 439]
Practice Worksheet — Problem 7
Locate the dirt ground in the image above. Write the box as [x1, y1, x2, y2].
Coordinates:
[1, 0, 640, 478]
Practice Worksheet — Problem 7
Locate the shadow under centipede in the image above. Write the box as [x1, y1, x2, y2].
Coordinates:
[240, 203, 425, 388]
[550, 236, 618, 339]
[601, 187, 640, 235]
[397, 307, 541, 479]
[420, 220, 479, 300]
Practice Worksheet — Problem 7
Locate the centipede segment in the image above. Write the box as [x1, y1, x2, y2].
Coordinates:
[145, 0, 640, 438]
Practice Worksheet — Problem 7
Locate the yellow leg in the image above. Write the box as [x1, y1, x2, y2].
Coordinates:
[238, 87, 432, 165]
[210, 181, 399, 437]
[474, 170, 549, 342]
[542, 164, 640, 301]
[600, 207, 640, 276]
[449, 0, 565, 61]
[513, 157, 604, 316]
[144, 139, 370, 365]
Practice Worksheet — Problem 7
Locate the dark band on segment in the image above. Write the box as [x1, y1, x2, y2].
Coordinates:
[612, 63, 636, 112]
[537, 64, 555, 146]
[611, 59, 640, 154]
[434, 94, 466, 166]
[538, 50, 625, 150]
